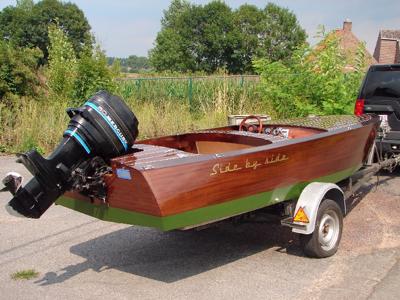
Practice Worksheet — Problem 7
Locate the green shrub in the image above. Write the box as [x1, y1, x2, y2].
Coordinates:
[46, 24, 77, 100]
[72, 45, 116, 105]
[254, 29, 368, 118]
[0, 40, 42, 100]
[47, 24, 116, 106]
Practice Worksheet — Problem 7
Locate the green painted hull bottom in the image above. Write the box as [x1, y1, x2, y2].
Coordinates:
[55, 166, 359, 231]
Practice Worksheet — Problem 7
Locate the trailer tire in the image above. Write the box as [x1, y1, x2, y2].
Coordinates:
[300, 199, 343, 258]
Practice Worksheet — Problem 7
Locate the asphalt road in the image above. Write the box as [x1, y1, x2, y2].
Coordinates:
[0, 155, 399, 300]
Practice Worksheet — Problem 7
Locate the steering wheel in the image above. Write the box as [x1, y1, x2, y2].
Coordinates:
[239, 115, 263, 133]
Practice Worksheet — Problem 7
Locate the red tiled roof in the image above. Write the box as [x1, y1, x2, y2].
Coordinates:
[333, 24, 377, 66]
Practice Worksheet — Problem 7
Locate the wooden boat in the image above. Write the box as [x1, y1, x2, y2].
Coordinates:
[56, 114, 379, 231]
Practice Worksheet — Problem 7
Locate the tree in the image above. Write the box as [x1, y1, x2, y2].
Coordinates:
[0, 0, 92, 63]
[194, 1, 235, 73]
[108, 55, 151, 73]
[149, 1, 306, 74]
[150, 0, 236, 73]
[126, 55, 150, 72]
[149, 0, 197, 72]
[260, 3, 307, 62]
[230, 4, 264, 73]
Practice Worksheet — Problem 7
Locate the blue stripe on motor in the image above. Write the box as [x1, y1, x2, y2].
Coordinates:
[64, 129, 91, 154]
[84, 102, 128, 151]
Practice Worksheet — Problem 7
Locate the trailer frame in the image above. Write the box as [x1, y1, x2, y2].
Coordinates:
[280, 155, 400, 257]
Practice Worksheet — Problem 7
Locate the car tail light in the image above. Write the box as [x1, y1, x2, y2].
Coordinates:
[354, 98, 365, 116]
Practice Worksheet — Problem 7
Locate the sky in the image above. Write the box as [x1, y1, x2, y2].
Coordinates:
[0, 0, 399, 58]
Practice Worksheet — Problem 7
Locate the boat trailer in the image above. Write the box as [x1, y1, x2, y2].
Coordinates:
[280, 153, 400, 258]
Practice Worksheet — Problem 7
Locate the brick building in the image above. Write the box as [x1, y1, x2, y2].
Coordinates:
[373, 30, 400, 64]
[334, 19, 377, 69]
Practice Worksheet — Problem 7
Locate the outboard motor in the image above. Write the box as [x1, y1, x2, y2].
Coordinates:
[5, 91, 138, 219]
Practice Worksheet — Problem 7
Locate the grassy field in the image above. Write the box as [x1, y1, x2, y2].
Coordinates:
[0, 76, 269, 154]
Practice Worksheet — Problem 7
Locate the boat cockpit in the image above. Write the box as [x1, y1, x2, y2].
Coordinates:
[141, 115, 326, 155]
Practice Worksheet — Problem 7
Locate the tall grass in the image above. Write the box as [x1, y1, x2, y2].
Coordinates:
[0, 76, 269, 154]
[0, 98, 69, 154]
[117, 75, 261, 113]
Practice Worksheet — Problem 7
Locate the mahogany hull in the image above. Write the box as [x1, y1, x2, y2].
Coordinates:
[57, 115, 379, 230]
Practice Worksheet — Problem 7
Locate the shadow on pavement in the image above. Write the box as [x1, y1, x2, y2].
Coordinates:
[35, 221, 302, 285]
[345, 173, 394, 214]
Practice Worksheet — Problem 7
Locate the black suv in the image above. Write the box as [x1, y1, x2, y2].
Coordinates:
[355, 64, 400, 155]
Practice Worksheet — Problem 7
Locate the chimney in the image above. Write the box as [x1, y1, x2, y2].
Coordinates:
[343, 18, 352, 32]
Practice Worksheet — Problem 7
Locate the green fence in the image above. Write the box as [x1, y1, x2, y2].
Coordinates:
[116, 75, 261, 112]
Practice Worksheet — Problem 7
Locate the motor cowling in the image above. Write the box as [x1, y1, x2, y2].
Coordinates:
[6, 91, 138, 218]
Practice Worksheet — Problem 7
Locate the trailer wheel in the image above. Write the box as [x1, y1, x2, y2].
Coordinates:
[300, 199, 343, 258]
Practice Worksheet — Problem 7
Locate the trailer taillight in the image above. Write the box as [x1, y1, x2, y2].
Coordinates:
[354, 99, 365, 116]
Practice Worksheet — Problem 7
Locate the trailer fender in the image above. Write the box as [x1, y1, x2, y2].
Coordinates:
[292, 182, 345, 235]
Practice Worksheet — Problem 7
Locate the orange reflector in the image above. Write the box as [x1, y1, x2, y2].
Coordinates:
[293, 207, 309, 223]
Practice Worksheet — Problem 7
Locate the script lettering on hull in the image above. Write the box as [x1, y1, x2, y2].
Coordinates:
[210, 153, 289, 176]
